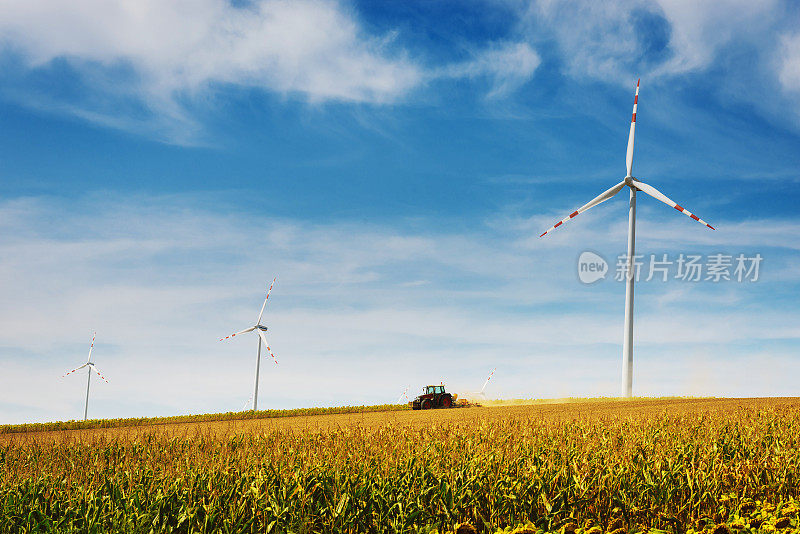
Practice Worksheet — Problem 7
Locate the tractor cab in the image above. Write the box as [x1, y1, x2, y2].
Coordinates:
[424, 385, 445, 395]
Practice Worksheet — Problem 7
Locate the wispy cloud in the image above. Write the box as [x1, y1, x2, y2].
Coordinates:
[1, 194, 798, 423]
[526, 0, 778, 82]
[507, 0, 800, 128]
[779, 31, 800, 93]
[438, 41, 540, 98]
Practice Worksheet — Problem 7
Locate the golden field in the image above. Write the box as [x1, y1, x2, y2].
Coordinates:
[2, 397, 799, 533]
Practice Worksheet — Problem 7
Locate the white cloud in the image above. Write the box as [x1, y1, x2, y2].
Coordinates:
[514, 0, 800, 125]
[0, 0, 424, 142]
[651, 0, 777, 76]
[529, 1, 640, 81]
[0, 0, 421, 102]
[0, 1, 542, 142]
[527, 0, 778, 82]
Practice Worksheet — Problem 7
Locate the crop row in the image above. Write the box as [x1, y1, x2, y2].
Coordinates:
[0, 403, 408, 435]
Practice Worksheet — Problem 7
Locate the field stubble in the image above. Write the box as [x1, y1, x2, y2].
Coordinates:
[1, 397, 799, 533]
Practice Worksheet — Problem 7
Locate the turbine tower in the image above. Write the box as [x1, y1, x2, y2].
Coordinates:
[539, 80, 715, 397]
[220, 277, 279, 411]
[62, 332, 109, 420]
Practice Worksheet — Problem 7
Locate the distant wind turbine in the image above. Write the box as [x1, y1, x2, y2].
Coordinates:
[62, 332, 109, 420]
[398, 385, 411, 404]
[220, 277, 279, 411]
[539, 80, 715, 397]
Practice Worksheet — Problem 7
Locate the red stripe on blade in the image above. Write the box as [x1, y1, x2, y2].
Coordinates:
[554, 221, 562, 228]
[569, 211, 578, 218]
[674, 204, 683, 211]
[707, 224, 715, 230]
[631, 113, 636, 122]
[690, 214, 699, 221]
[634, 95, 638, 104]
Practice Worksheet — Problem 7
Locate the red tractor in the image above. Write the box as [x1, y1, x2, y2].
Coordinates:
[411, 384, 454, 410]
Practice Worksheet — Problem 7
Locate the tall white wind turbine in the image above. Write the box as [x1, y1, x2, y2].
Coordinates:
[62, 332, 109, 420]
[539, 80, 715, 397]
[220, 277, 279, 411]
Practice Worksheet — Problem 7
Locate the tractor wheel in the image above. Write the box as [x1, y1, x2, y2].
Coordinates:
[442, 396, 452, 408]
[421, 399, 432, 410]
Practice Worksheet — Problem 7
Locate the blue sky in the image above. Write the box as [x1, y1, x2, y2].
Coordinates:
[1, 0, 800, 423]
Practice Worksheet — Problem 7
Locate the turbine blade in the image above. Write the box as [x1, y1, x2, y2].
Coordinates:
[86, 331, 96, 362]
[257, 277, 276, 325]
[626, 79, 640, 177]
[481, 368, 495, 393]
[62, 363, 89, 378]
[90, 365, 110, 383]
[539, 181, 626, 237]
[256, 329, 278, 365]
[631, 179, 715, 230]
[219, 326, 256, 341]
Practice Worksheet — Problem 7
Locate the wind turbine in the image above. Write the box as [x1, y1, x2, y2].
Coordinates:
[220, 277, 278, 411]
[398, 385, 411, 404]
[539, 80, 715, 397]
[62, 332, 109, 420]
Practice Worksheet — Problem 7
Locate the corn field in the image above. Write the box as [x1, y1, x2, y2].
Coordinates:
[1, 398, 799, 533]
